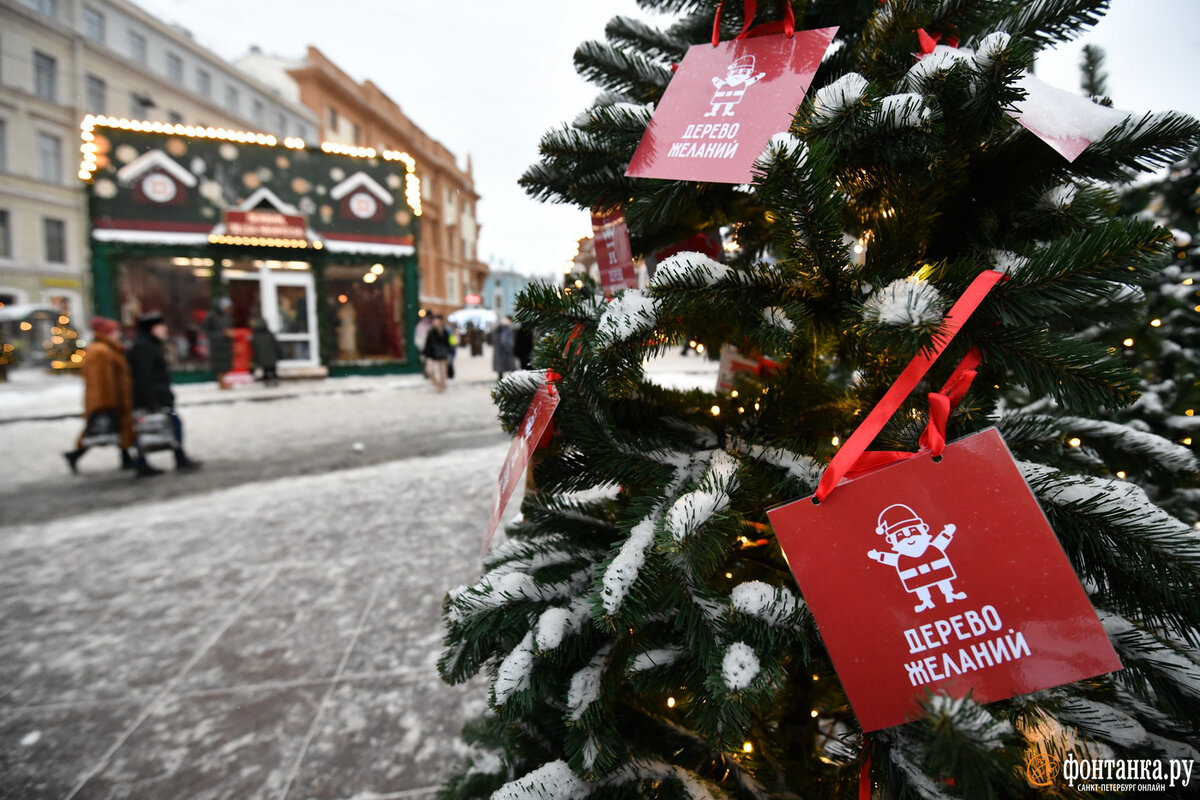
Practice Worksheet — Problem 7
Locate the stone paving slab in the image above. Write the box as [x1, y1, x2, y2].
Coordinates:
[0, 442, 506, 799]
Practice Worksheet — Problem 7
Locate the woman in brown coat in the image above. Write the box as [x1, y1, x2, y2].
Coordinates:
[64, 317, 136, 473]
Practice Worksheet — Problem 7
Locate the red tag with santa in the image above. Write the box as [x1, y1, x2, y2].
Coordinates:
[591, 208, 638, 295]
[767, 428, 1121, 731]
[626, 27, 837, 184]
[484, 378, 560, 554]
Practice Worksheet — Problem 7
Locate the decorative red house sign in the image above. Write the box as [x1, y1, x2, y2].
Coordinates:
[767, 428, 1121, 731]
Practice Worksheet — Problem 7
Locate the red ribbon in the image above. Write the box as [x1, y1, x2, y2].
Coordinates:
[814, 270, 1006, 502]
[916, 27, 960, 55]
[712, 0, 796, 47]
[858, 746, 872, 800]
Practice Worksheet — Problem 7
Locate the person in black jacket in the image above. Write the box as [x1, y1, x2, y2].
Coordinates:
[127, 311, 201, 477]
[421, 314, 452, 393]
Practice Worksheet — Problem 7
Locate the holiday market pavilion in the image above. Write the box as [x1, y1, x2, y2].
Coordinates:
[79, 115, 422, 379]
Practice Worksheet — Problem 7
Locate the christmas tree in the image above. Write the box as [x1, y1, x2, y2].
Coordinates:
[1105, 147, 1200, 529]
[439, 2, 1200, 797]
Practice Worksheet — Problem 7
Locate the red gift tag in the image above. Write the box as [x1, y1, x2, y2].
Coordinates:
[626, 27, 837, 184]
[767, 428, 1121, 731]
[484, 379, 561, 554]
[591, 208, 638, 295]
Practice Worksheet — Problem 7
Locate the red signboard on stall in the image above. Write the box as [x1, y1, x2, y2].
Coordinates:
[626, 27, 836, 184]
[767, 428, 1121, 731]
[224, 209, 307, 240]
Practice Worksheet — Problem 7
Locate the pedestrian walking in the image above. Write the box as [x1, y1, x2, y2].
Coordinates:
[422, 314, 452, 393]
[492, 316, 518, 379]
[251, 317, 280, 386]
[64, 317, 136, 473]
[205, 295, 234, 389]
[514, 324, 535, 370]
[127, 312, 202, 476]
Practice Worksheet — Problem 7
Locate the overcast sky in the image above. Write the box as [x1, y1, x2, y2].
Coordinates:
[131, 0, 1200, 281]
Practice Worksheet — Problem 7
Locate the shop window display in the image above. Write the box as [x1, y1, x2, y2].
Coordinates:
[117, 258, 212, 367]
[326, 264, 407, 364]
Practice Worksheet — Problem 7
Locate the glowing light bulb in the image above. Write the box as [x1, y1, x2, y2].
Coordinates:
[1115, 471, 1126, 479]
[810, 709, 819, 718]
[711, 405, 721, 416]
[742, 741, 753, 754]
[1122, 338, 1134, 347]
[667, 697, 676, 709]
[831, 436, 840, 446]
[1068, 438, 1082, 447]
[1150, 319, 1162, 327]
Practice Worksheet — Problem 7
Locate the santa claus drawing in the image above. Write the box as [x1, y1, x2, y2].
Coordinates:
[867, 503, 967, 613]
[706, 55, 766, 117]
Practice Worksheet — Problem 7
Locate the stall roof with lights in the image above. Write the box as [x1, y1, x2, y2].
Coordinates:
[79, 115, 421, 256]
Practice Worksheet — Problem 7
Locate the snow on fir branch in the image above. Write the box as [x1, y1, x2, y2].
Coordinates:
[971, 31, 1012, 69]
[492, 759, 587, 800]
[861, 278, 948, 326]
[1019, 461, 1198, 540]
[903, 45, 974, 92]
[597, 289, 657, 342]
[810, 73, 869, 123]
[494, 630, 536, 705]
[1058, 416, 1198, 473]
[650, 251, 732, 288]
[1056, 695, 1149, 749]
[599, 517, 657, 616]
[464, 749, 504, 777]
[1041, 182, 1079, 209]
[990, 249, 1029, 276]
[599, 452, 705, 616]
[448, 545, 591, 624]
[759, 131, 806, 164]
[496, 369, 548, 396]
[878, 92, 931, 129]
[721, 641, 761, 691]
[729, 581, 805, 628]
[1100, 610, 1200, 702]
[738, 444, 822, 490]
[611, 760, 725, 800]
[568, 643, 613, 721]
[761, 306, 795, 332]
[628, 645, 685, 674]
[665, 450, 739, 542]
[535, 597, 592, 652]
[923, 695, 1014, 747]
[881, 729, 957, 800]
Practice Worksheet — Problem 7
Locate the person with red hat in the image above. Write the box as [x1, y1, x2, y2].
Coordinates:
[64, 317, 136, 473]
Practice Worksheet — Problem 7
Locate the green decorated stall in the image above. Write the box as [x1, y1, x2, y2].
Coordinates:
[80, 116, 422, 379]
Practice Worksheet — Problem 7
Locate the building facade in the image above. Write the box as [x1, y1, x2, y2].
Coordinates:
[239, 46, 487, 318]
[0, 0, 319, 327]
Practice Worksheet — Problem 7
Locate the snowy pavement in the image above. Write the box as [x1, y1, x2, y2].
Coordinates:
[0, 349, 718, 799]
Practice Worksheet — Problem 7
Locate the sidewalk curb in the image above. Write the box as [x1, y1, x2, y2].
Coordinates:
[0, 376, 498, 426]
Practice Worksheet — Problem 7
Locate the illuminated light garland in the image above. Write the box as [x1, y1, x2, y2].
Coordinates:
[207, 234, 312, 249]
[78, 117, 420, 210]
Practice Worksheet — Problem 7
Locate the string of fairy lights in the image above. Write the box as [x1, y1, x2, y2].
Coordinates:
[77, 114, 423, 219]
